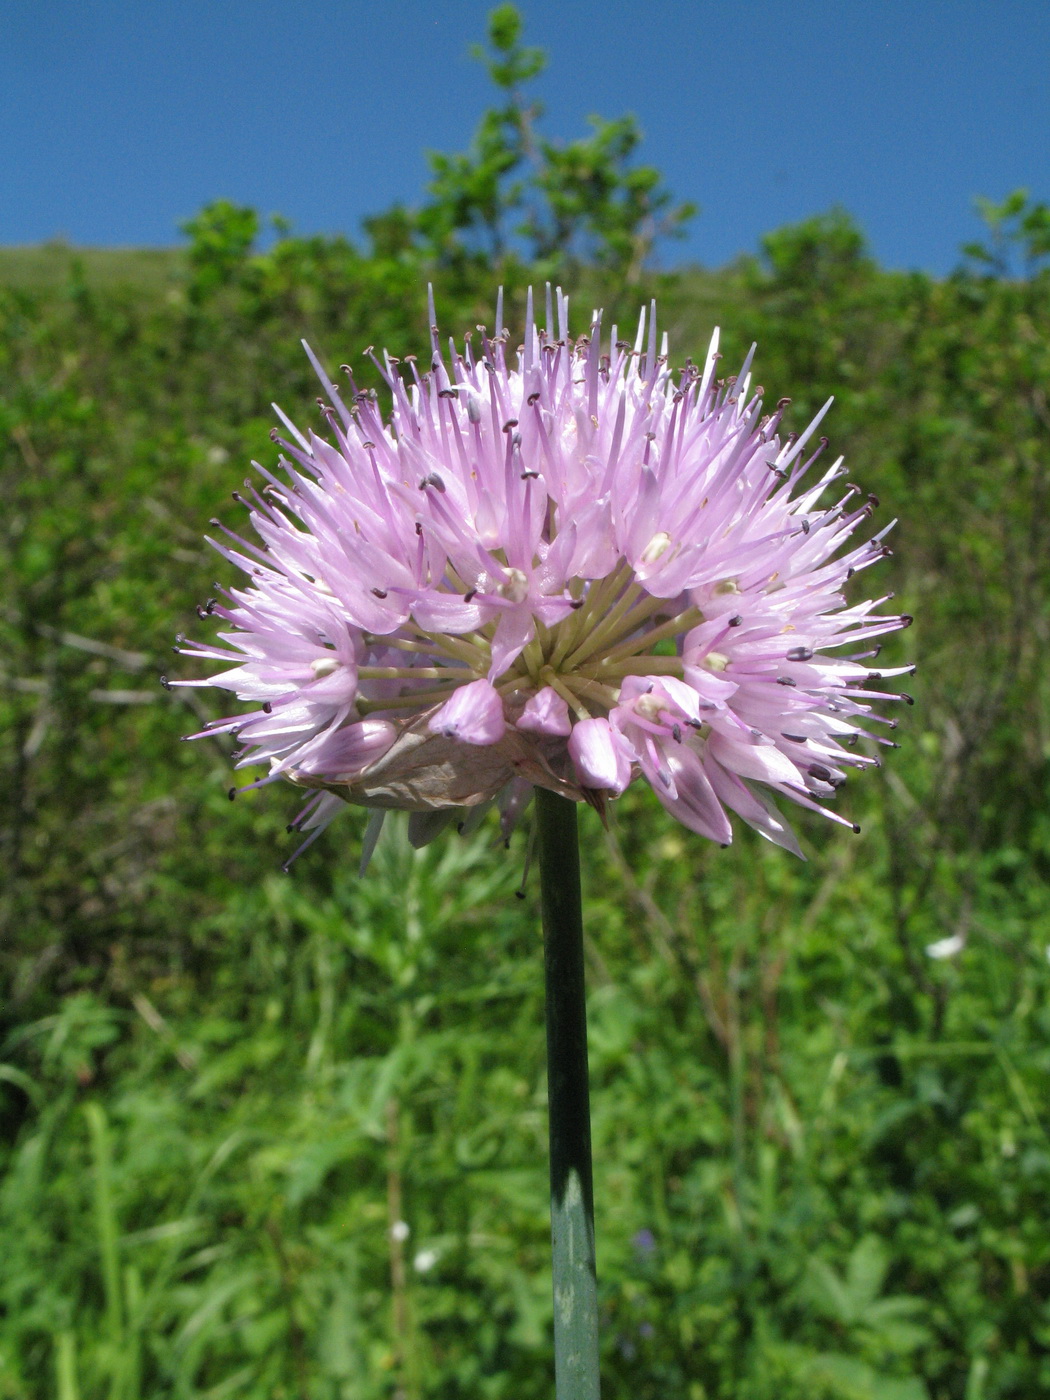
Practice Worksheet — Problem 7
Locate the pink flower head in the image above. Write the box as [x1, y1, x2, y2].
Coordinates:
[176, 287, 911, 864]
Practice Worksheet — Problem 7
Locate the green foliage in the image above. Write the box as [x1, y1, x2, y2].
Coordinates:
[528, 114, 696, 284]
[963, 189, 1050, 277]
[180, 203, 262, 301]
[409, 4, 692, 285]
[2, 7, 1050, 1398]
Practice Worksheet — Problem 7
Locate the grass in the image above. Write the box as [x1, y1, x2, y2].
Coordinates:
[0, 243, 182, 292]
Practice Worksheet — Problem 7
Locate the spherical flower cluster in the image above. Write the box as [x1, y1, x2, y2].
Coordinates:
[175, 288, 911, 865]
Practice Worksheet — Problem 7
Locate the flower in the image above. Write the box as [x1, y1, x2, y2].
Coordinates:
[174, 287, 911, 865]
[632, 1228, 656, 1258]
[925, 933, 965, 959]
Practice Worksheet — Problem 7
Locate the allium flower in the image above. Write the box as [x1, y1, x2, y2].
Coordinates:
[174, 288, 911, 865]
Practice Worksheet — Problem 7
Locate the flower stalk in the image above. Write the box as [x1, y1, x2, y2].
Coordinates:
[536, 787, 601, 1399]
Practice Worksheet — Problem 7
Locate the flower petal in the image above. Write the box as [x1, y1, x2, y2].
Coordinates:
[568, 717, 634, 794]
[517, 686, 572, 736]
[649, 745, 733, 844]
[428, 679, 506, 746]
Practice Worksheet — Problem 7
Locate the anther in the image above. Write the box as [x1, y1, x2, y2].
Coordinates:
[228, 787, 237, 801]
[569, 598, 584, 609]
[672, 723, 682, 743]
[502, 419, 518, 433]
[786, 646, 813, 661]
[262, 702, 273, 713]
[728, 615, 743, 627]
[159, 675, 172, 690]
[463, 589, 477, 603]
[372, 587, 388, 598]
[782, 732, 807, 743]
[419, 472, 446, 492]
[776, 676, 796, 686]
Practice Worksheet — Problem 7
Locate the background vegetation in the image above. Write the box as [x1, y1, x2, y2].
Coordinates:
[3, 8, 1050, 1398]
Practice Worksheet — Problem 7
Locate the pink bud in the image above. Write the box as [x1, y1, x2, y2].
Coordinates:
[296, 720, 397, 779]
[428, 678, 506, 746]
[568, 718, 634, 794]
[516, 686, 572, 736]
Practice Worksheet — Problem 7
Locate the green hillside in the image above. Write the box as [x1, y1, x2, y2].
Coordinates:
[0, 243, 182, 292]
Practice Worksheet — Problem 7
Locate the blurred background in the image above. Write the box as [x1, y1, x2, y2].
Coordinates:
[2, 3, 1050, 1397]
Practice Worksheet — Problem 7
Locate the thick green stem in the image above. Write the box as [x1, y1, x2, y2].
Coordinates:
[535, 787, 601, 1400]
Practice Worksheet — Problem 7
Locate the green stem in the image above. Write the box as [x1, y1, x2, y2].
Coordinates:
[85, 1103, 124, 1398]
[535, 788, 601, 1400]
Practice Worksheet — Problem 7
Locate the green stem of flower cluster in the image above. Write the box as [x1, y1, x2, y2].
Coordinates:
[535, 788, 601, 1400]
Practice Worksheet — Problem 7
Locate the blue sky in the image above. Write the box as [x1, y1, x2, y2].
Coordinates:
[2, 0, 1047, 274]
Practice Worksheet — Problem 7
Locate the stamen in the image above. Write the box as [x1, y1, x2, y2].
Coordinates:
[539, 666, 592, 721]
[358, 665, 465, 680]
